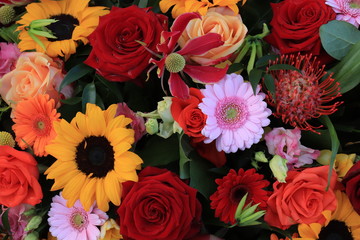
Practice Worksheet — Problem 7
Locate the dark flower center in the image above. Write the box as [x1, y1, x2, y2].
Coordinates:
[47, 14, 79, 41]
[75, 136, 115, 178]
[318, 220, 354, 240]
[230, 185, 249, 203]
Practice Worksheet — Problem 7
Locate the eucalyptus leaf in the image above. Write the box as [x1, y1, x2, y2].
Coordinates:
[82, 82, 96, 112]
[1, 208, 10, 233]
[320, 20, 360, 60]
[60, 63, 94, 91]
[255, 54, 278, 68]
[138, 0, 148, 8]
[227, 63, 244, 74]
[179, 133, 191, 179]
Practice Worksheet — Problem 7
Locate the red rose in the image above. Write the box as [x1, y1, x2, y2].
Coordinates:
[171, 88, 206, 143]
[342, 161, 360, 215]
[264, 166, 337, 230]
[117, 167, 202, 240]
[85, 6, 168, 83]
[171, 88, 226, 167]
[0, 146, 42, 207]
[265, 0, 335, 59]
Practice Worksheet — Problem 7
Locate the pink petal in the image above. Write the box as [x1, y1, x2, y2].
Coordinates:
[177, 33, 224, 56]
[168, 73, 190, 99]
[184, 65, 228, 84]
[168, 12, 201, 50]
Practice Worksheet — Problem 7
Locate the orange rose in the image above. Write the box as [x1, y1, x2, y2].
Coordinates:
[0, 52, 67, 110]
[264, 166, 337, 229]
[0, 146, 42, 207]
[178, 7, 247, 65]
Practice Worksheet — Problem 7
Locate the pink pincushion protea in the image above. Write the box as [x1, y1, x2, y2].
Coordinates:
[326, 0, 360, 27]
[48, 193, 108, 240]
[199, 73, 271, 153]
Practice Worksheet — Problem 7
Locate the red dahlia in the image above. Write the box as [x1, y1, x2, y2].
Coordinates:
[210, 168, 270, 225]
[265, 54, 342, 133]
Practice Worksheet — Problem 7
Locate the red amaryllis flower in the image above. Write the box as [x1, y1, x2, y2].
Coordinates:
[210, 168, 270, 225]
[265, 54, 342, 133]
[150, 12, 229, 99]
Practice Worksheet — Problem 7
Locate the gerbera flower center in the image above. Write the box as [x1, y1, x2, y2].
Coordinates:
[75, 136, 115, 178]
[47, 14, 79, 41]
[230, 185, 250, 203]
[70, 209, 89, 232]
[215, 97, 248, 129]
[32, 114, 52, 136]
[165, 53, 186, 73]
[318, 220, 353, 240]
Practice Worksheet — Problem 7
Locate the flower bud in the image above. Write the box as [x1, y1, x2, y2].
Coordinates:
[25, 215, 42, 231]
[157, 97, 173, 123]
[269, 155, 288, 183]
[254, 151, 268, 163]
[145, 118, 158, 135]
[24, 231, 39, 240]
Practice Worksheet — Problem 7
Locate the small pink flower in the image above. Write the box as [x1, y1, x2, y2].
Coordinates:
[264, 127, 320, 168]
[48, 193, 108, 240]
[326, 0, 360, 27]
[116, 102, 146, 142]
[0, 204, 32, 240]
[0, 43, 20, 78]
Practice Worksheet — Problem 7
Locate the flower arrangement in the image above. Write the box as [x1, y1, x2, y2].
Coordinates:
[0, 0, 359, 239]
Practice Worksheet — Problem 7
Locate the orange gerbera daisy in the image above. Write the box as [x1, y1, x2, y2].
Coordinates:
[12, 94, 60, 157]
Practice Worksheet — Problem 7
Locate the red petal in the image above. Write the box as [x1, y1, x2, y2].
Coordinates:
[157, 31, 180, 54]
[168, 12, 201, 50]
[184, 65, 228, 84]
[168, 73, 190, 99]
[177, 33, 224, 56]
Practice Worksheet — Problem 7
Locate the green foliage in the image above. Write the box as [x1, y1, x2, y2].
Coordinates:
[82, 82, 97, 112]
[320, 20, 360, 60]
[59, 63, 94, 91]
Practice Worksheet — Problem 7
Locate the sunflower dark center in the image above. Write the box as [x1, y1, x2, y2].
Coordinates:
[46, 14, 79, 41]
[230, 185, 249, 203]
[75, 136, 115, 178]
[318, 220, 354, 240]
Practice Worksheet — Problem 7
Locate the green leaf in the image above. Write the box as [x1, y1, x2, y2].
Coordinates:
[255, 54, 278, 68]
[320, 116, 340, 190]
[263, 74, 275, 96]
[320, 20, 360, 60]
[227, 63, 244, 74]
[330, 41, 360, 93]
[179, 133, 191, 179]
[1, 208, 10, 233]
[137, 134, 179, 167]
[268, 64, 301, 73]
[0, 24, 19, 43]
[82, 82, 96, 112]
[95, 74, 123, 102]
[249, 69, 264, 94]
[60, 63, 94, 91]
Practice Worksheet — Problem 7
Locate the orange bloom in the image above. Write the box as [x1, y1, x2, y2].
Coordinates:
[12, 94, 60, 157]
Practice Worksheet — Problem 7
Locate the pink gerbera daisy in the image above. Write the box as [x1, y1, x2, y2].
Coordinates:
[48, 193, 108, 240]
[199, 73, 271, 153]
[325, 0, 360, 27]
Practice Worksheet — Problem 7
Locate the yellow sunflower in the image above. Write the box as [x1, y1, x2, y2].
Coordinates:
[294, 191, 360, 240]
[44, 103, 143, 212]
[16, 0, 109, 59]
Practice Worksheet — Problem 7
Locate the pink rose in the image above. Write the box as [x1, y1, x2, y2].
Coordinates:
[116, 102, 146, 142]
[0, 43, 20, 78]
[0, 204, 32, 240]
[0, 52, 72, 111]
[264, 127, 320, 168]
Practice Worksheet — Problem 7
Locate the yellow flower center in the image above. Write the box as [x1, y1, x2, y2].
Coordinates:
[165, 53, 186, 73]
